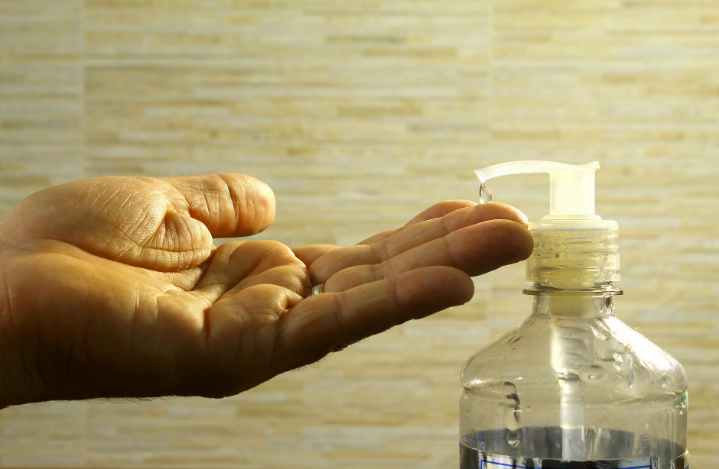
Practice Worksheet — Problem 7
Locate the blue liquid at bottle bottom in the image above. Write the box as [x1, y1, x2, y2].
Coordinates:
[459, 427, 687, 469]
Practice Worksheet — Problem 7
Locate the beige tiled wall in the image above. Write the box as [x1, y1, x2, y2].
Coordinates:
[1, 0, 718, 467]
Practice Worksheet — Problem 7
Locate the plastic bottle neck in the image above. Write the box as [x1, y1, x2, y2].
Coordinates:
[524, 282, 622, 319]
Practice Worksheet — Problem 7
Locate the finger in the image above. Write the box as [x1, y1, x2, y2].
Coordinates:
[273, 266, 473, 373]
[194, 240, 304, 300]
[159, 173, 276, 238]
[324, 219, 533, 292]
[357, 228, 401, 246]
[403, 199, 478, 228]
[384, 203, 528, 262]
[311, 203, 529, 283]
[358, 200, 476, 245]
[292, 244, 340, 267]
[7, 178, 217, 272]
[298, 202, 506, 273]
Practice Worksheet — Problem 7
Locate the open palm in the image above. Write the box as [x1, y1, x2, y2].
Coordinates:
[0, 174, 532, 408]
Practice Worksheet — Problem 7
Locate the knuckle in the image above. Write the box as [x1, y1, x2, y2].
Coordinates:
[253, 240, 300, 264]
[216, 240, 245, 262]
[203, 174, 232, 196]
[280, 264, 312, 292]
[239, 264, 310, 295]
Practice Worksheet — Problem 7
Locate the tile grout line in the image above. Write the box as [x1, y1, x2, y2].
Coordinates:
[81, 1, 89, 466]
[488, 0, 494, 152]
[80, 0, 88, 182]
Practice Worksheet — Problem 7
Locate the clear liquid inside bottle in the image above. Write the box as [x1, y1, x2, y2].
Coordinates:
[459, 291, 688, 468]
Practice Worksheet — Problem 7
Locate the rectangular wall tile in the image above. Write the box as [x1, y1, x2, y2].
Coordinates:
[0, 0, 85, 217]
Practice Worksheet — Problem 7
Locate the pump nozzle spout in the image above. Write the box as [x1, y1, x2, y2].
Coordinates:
[475, 161, 600, 220]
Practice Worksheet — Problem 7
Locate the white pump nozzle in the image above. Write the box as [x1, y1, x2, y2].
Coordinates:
[475, 161, 600, 219]
[474, 160, 619, 288]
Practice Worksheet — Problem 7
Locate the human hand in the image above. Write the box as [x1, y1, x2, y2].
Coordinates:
[0, 174, 532, 408]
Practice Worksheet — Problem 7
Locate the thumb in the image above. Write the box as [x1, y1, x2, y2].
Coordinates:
[163, 173, 276, 238]
[1, 173, 275, 272]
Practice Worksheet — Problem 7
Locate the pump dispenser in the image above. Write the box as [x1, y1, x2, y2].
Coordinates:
[460, 161, 688, 469]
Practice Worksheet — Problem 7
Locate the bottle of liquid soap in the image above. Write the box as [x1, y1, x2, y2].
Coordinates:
[460, 161, 688, 469]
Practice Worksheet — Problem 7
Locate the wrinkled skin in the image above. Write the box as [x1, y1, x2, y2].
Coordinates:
[0, 173, 533, 408]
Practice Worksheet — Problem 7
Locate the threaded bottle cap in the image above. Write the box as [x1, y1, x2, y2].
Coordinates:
[526, 218, 620, 289]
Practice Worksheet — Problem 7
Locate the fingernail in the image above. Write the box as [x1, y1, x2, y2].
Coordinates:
[517, 210, 529, 225]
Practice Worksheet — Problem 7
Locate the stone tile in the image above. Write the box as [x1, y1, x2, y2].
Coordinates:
[0, 0, 84, 210]
[0, 64, 83, 145]
[0, 0, 83, 63]
[0, 402, 86, 467]
[0, 145, 83, 217]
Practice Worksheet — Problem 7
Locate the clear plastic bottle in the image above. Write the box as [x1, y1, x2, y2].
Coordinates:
[459, 161, 688, 469]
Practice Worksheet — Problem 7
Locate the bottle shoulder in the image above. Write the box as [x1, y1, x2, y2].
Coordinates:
[460, 314, 687, 399]
[459, 316, 549, 385]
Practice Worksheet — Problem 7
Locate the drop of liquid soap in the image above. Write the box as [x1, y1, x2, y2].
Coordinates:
[479, 181, 493, 204]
